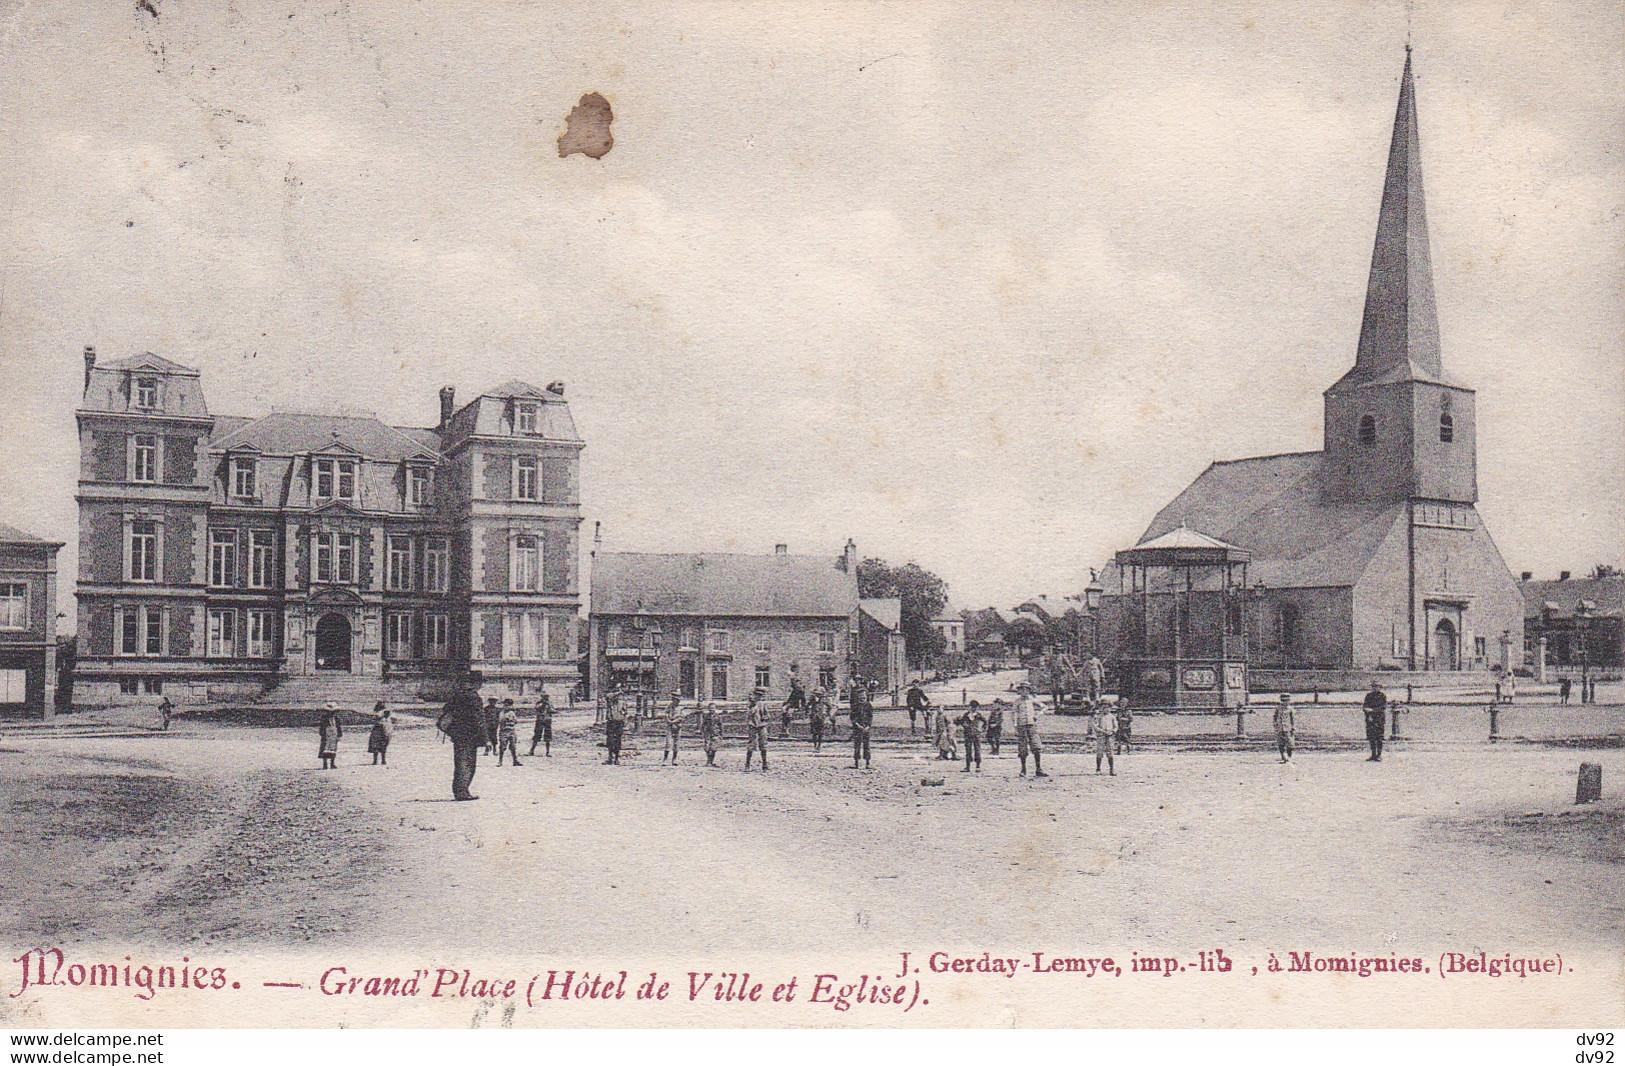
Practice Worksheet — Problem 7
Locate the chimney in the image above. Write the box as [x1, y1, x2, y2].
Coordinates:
[839, 538, 857, 574]
[1520, 571, 1532, 582]
[1559, 571, 1571, 582]
[438, 385, 456, 427]
[546, 380, 566, 397]
[82, 346, 96, 393]
[774, 543, 788, 556]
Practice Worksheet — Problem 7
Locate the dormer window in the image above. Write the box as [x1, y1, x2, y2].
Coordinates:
[1358, 415, 1376, 446]
[408, 466, 430, 507]
[313, 458, 357, 501]
[134, 377, 158, 409]
[1439, 412, 1454, 443]
[516, 403, 538, 435]
[232, 457, 257, 499]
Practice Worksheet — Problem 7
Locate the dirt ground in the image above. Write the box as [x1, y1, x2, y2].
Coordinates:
[1, 714, 1621, 1026]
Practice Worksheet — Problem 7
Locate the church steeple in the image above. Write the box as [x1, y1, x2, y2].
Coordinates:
[1345, 47, 1443, 386]
[1322, 49, 1477, 507]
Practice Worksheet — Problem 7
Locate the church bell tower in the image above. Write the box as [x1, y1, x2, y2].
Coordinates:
[1323, 48, 1478, 506]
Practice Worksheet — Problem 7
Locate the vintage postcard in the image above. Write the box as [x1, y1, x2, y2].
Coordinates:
[0, 0, 1619, 1044]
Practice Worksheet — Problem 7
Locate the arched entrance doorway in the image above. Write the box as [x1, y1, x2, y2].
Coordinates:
[1432, 618, 1458, 671]
[314, 613, 352, 672]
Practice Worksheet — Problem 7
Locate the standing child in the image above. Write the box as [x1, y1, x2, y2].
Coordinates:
[529, 693, 554, 757]
[1116, 698, 1133, 754]
[367, 702, 393, 766]
[663, 693, 684, 764]
[985, 699, 1004, 756]
[483, 697, 501, 756]
[849, 682, 874, 770]
[701, 703, 722, 766]
[604, 693, 626, 765]
[935, 700, 958, 761]
[1092, 703, 1118, 776]
[956, 701, 985, 773]
[497, 700, 522, 765]
[809, 689, 828, 753]
[1273, 693, 1295, 763]
[744, 692, 769, 772]
[318, 705, 343, 769]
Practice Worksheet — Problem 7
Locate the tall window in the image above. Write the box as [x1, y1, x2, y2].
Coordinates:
[514, 456, 539, 500]
[132, 435, 157, 483]
[710, 663, 728, 700]
[754, 664, 771, 690]
[424, 537, 448, 592]
[516, 403, 538, 434]
[708, 629, 729, 653]
[548, 613, 570, 661]
[134, 377, 158, 409]
[818, 631, 837, 653]
[1358, 415, 1376, 446]
[0, 583, 25, 630]
[313, 458, 357, 501]
[129, 520, 158, 582]
[503, 612, 547, 661]
[313, 533, 358, 584]
[385, 612, 413, 660]
[1439, 412, 1454, 443]
[754, 633, 771, 653]
[232, 458, 257, 498]
[143, 606, 161, 656]
[209, 529, 237, 588]
[387, 536, 414, 591]
[425, 613, 450, 659]
[248, 530, 274, 589]
[818, 665, 836, 691]
[679, 626, 699, 651]
[511, 535, 539, 591]
[246, 610, 274, 658]
[207, 608, 237, 658]
[408, 467, 430, 506]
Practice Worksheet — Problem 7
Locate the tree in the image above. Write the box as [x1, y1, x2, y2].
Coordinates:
[1590, 564, 1622, 580]
[1006, 615, 1048, 657]
[857, 558, 948, 667]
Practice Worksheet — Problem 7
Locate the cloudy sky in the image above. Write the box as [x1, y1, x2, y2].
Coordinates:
[0, 0, 1619, 621]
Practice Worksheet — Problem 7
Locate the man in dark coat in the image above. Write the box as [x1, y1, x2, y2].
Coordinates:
[1362, 681, 1388, 762]
[438, 675, 487, 800]
[905, 681, 928, 735]
[850, 678, 874, 770]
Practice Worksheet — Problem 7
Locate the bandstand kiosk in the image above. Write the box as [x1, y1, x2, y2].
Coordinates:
[1113, 527, 1251, 713]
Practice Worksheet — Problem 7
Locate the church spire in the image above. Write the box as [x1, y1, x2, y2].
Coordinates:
[1349, 48, 1443, 383]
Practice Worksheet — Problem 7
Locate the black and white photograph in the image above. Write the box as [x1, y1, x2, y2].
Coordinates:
[0, 0, 1619, 1049]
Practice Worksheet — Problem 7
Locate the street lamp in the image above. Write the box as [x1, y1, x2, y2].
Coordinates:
[1576, 599, 1594, 704]
[1083, 572, 1104, 657]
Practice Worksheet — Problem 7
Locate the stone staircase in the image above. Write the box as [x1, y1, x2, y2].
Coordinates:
[254, 674, 397, 710]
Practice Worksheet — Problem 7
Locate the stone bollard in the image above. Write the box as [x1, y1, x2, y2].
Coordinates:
[1576, 762, 1602, 804]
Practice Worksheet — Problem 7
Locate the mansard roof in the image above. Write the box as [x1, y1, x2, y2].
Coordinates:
[99, 352, 201, 376]
[209, 412, 441, 461]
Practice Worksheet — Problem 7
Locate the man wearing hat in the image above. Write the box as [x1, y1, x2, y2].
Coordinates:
[1012, 681, 1047, 778]
[1362, 681, 1387, 762]
[436, 673, 487, 800]
[849, 675, 874, 770]
[743, 690, 770, 772]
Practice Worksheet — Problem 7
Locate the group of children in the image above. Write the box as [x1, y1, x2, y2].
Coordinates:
[908, 681, 1130, 776]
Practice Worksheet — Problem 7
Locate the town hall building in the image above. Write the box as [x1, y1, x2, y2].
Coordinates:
[1102, 51, 1523, 675]
[73, 352, 585, 705]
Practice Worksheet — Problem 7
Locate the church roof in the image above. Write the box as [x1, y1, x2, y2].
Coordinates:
[591, 552, 859, 619]
[1330, 49, 1455, 394]
[1131, 453, 1404, 588]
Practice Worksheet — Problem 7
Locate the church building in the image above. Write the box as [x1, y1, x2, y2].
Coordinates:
[1104, 51, 1523, 674]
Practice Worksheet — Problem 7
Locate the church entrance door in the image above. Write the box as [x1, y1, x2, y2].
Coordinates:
[1432, 618, 1459, 671]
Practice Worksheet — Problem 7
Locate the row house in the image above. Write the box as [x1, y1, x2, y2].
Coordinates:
[73, 348, 584, 705]
[588, 542, 861, 705]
